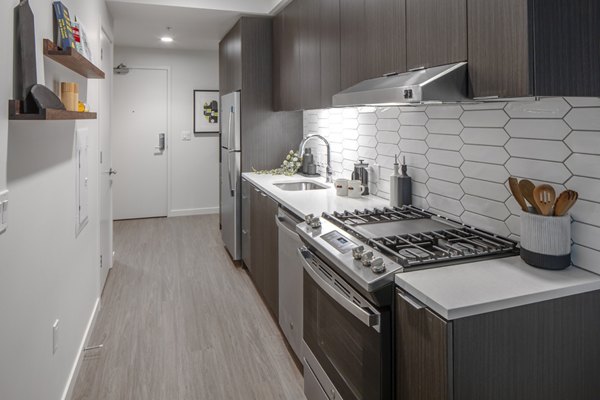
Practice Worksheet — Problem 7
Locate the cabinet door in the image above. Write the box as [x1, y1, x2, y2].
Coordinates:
[219, 22, 242, 95]
[280, 0, 302, 111]
[341, 0, 407, 89]
[299, 0, 322, 110]
[262, 194, 280, 318]
[406, 0, 467, 70]
[320, 0, 341, 108]
[467, 0, 532, 98]
[272, 12, 284, 111]
[249, 187, 264, 288]
[396, 289, 450, 400]
[532, 0, 600, 96]
[241, 179, 252, 270]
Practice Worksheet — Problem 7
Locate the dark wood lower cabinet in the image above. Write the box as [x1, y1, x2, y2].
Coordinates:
[248, 184, 279, 318]
[396, 288, 600, 400]
[395, 289, 450, 400]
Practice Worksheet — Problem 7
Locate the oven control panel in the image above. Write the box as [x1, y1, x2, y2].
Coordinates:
[321, 230, 357, 254]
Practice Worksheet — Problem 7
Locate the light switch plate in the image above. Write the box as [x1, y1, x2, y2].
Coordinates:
[181, 130, 192, 141]
[0, 189, 8, 234]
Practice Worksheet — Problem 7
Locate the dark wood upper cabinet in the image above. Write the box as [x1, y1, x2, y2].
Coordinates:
[532, 0, 600, 96]
[320, 0, 341, 108]
[406, 0, 467, 70]
[299, 0, 322, 110]
[467, 0, 532, 98]
[340, 0, 407, 89]
[280, 0, 302, 111]
[219, 22, 242, 95]
[272, 12, 284, 111]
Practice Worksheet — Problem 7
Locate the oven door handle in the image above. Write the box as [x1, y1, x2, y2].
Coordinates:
[298, 248, 381, 332]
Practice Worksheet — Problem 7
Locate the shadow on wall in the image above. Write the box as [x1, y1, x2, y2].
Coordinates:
[7, 121, 75, 183]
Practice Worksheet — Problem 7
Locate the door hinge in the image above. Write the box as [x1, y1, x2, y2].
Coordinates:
[101, 48, 103, 60]
[100, 255, 103, 268]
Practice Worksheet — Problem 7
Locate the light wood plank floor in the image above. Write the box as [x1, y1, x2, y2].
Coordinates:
[72, 215, 305, 400]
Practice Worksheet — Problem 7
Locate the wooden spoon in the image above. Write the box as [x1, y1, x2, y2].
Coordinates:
[508, 177, 528, 212]
[519, 179, 541, 214]
[554, 190, 578, 216]
[533, 184, 556, 216]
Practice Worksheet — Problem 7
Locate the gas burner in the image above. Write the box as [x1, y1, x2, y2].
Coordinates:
[369, 226, 518, 269]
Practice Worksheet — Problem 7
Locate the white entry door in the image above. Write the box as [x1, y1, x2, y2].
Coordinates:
[99, 29, 114, 291]
[112, 67, 168, 220]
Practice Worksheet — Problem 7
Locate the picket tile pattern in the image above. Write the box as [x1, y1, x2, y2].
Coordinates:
[303, 97, 600, 274]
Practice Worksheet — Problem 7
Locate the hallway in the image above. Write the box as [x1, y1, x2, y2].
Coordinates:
[72, 215, 304, 400]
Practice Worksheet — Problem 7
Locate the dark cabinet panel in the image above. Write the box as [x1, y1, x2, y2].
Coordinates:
[280, 0, 302, 111]
[532, 0, 600, 96]
[406, 0, 467, 70]
[241, 179, 251, 270]
[320, 0, 341, 108]
[395, 289, 449, 400]
[340, 0, 367, 89]
[364, 0, 407, 79]
[219, 22, 242, 95]
[299, 0, 322, 110]
[340, 0, 407, 89]
[248, 185, 279, 319]
[262, 194, 279, 318]
[467, 0, 532, 98]
[272, 13, 284, 111]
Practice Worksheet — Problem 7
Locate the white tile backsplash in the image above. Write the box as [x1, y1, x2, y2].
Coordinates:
[303, 98, 600, 274]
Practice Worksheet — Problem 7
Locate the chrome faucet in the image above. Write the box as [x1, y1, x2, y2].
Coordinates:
[299, 134, 333, 183]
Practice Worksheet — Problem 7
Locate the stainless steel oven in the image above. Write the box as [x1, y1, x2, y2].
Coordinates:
[298, 247, 392, 400]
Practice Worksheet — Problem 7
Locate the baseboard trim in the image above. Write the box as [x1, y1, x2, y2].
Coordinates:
[62, 297, 101, 400]
[169, 207, 219, 217]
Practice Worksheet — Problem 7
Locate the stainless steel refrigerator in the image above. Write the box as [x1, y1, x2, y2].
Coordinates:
[220, 91, 242, 260]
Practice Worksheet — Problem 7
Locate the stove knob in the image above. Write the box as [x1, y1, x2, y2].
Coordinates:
[361, 251, 374, 266]
[304, 214, 321, 229]
[352, 245, 365, 260]
[371, 257, 386, 274]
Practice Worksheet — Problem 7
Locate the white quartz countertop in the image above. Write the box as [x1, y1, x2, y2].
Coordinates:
[395, 256, 600, 320]
[242, 172, 389, 218]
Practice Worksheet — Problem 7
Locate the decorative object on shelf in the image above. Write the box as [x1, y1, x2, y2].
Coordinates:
[14, 0, 38, 114]
[30, 84, 65, 111]
[253, 150, 302, 176]
[60, 82, 79, 111]
[53, 1, 75, 50]
[508, 176, 579, 270]
[193, 90, 219, 133]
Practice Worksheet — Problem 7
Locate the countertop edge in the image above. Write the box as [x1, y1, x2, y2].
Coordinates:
[395, 269, 600, 320]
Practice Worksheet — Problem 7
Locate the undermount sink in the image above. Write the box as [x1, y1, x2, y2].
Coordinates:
[274, 181, 329, 191]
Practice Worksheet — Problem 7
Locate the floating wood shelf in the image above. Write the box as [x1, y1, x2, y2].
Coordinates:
[43, 39, 105, 79]
[8, 100, 97, 120]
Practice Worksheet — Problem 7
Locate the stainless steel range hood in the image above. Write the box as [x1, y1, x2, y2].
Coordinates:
[332, 62, 469, 107]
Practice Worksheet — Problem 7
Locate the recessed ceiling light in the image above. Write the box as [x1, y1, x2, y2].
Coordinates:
[161, 36, 173, 43]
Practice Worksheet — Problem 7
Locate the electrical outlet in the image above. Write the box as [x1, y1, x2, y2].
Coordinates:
[0, 190, 8, 234]
[181, 130, 192, 141]
[52, 319, 59, 355]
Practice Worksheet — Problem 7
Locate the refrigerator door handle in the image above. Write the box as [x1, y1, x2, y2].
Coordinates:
[228, 105, 234, 151]
[228, 152, 234, 197]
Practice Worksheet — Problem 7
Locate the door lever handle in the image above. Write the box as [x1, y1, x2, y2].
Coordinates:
[105, 168, 118, 176]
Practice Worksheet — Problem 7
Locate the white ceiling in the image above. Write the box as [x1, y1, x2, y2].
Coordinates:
[107, 0, 289, 51]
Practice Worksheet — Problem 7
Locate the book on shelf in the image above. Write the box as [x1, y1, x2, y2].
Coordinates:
[72, 17, 92, 61]
[53, 1, 75, 51]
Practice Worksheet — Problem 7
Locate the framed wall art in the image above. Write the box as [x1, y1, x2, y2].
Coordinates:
[193, 90, 219, 133]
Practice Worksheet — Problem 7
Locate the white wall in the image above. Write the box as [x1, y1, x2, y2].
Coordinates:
[114, 46, 220, 216]
[0, 0, 112, 399]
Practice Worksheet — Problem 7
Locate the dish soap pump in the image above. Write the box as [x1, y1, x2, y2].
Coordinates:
[390, 155, 412, 206]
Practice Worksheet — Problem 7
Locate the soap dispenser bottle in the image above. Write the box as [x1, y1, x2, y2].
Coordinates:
[390, 155, 401, 207]
[390, 155, 412, 206]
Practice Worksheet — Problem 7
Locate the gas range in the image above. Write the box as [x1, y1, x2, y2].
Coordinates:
[297, 205, 519, 297]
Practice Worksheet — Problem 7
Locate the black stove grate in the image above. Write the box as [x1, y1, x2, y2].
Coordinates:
[369, 226, 519, 268]
[323, 205, 432, 226]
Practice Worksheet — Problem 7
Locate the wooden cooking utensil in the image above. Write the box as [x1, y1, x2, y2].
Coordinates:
[519, 179, 541, 214]
[554, 190, 578, 216]
[508, 177, 528, 212]
[533, 184, 556, 216]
